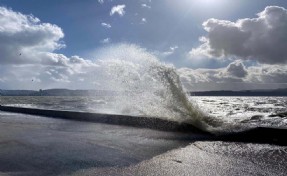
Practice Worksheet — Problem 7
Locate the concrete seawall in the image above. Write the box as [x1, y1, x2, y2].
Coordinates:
[0, 105, 206, 133]
[1, 105, 286, 146]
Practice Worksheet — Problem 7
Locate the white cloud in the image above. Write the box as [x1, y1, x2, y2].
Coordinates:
[0, 7, 100, 89]
[110, 4, 126, 16]
[170, 46, 178, 51]
[0, 7, 66, 65]
[141, 4, 151, 9]
[0, 57, 100, 89]
[247, 64, 287, 84]
[141, 18, 147, 24]
[101, 22, 111, 28]
[162, 46, 178, 56]
[178, 60, 287, 91]
[98, 0, 104, 4]
[100, 38, 111, 44]
[0, 43, 166, 90]
[190, 6, 287, 64]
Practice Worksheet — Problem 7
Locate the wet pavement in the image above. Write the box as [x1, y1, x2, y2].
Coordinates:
[0, 111, 286, 176]
[0, 111, 192, 176]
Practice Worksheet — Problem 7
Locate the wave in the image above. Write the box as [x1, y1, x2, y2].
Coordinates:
[90, 44, 228, 132]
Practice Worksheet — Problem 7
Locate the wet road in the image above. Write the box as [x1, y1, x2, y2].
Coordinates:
[0, 112, 192, 176]
[0, 111, 286, 176]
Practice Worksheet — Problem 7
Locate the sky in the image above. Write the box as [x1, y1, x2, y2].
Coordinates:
[0, 0, 287, 91]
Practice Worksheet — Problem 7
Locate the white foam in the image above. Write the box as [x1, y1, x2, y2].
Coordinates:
[89, 44, 216, 130]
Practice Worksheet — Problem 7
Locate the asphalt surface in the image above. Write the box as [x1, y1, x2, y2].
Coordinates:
[0, 111, 194, 176]
[0, 111, 286, 176]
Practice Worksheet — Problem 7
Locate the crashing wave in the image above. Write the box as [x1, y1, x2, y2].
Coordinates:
[91, 44, 224, 131]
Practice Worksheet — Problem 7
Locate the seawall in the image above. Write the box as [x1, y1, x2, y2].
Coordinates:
[0, 105, 206, 133]
[1, 105, 286, 146]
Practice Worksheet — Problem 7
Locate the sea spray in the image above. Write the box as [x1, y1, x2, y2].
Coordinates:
[91, 44, 217, 131]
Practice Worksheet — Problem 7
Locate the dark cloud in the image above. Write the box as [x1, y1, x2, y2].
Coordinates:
[190, 6, 287, 64]
[224, 61, 248, 78]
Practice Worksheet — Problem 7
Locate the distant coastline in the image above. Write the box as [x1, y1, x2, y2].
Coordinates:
[0, 89, 117, 96]
[190, 88, 287, 96]
[1, 88, 287, 96]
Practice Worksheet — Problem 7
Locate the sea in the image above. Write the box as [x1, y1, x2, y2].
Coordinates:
[0, 95, 286, 133]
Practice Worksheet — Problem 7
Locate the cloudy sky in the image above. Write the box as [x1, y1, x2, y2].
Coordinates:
[0, 0, 287, 91]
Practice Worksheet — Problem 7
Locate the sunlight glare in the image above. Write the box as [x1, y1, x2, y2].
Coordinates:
[196, 0, 226, 8]
[168, 0, 227, 12]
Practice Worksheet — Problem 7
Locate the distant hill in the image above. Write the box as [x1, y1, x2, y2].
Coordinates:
[0, 89, 117, 96]
[190, 88, 287, 96]
[0, 90, 37, 96]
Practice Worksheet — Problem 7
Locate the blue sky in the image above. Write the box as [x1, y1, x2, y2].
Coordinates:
[1, 0, 286, 67]
[0, 0, 287, 90]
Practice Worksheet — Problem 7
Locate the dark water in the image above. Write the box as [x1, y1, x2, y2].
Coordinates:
[0, 96, 110, 112]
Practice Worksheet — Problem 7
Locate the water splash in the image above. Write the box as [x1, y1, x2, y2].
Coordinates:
[92, 44, 219, 131]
